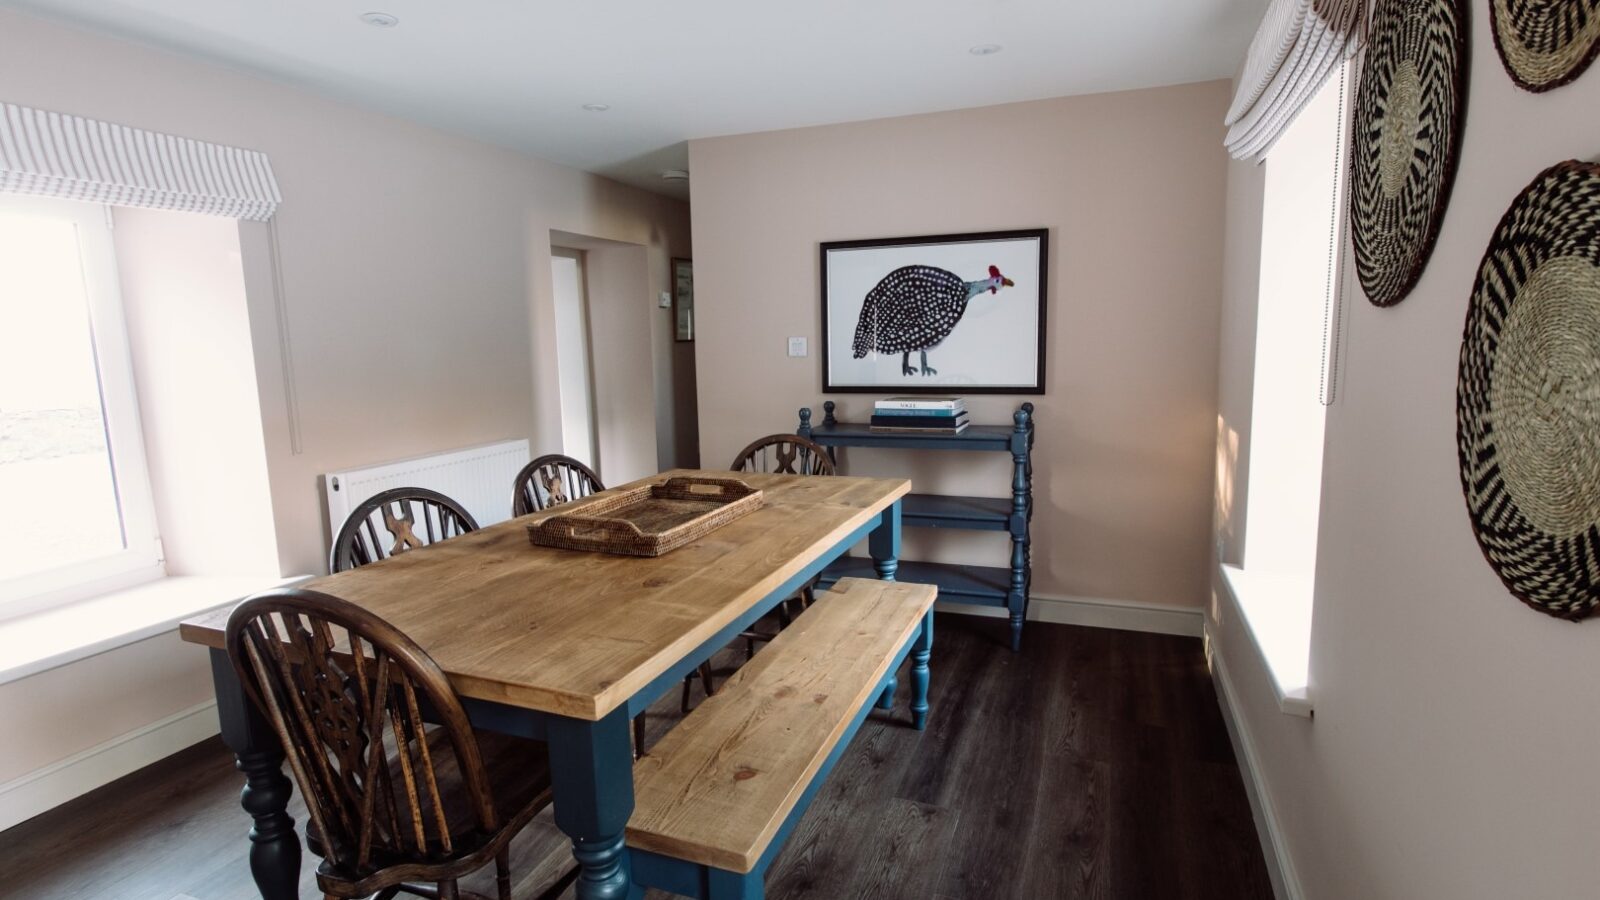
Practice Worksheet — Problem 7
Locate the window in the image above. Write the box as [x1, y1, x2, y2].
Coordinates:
[1223, 65, 1349, 712]
[0, 195, 162, 617]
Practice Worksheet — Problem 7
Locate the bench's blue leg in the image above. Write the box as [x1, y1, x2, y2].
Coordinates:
[868, 500, 901, 582]
[707, 868, 763, 900]
[876, 674, 897, 710]
[911, 610, 934, 730]
[547, 707, 641, 900]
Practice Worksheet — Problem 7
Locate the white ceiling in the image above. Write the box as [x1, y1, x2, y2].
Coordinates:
[4, 0, 1263, 200]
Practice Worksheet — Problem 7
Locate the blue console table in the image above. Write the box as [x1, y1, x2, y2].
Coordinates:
[799, 400, 1035, 650]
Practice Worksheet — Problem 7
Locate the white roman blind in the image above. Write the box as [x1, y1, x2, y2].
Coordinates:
[1224, 0, 1366, 161]
[0, 102, 280, 220]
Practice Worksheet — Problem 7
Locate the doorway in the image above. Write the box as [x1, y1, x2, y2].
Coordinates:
[549, 247, 599, 470]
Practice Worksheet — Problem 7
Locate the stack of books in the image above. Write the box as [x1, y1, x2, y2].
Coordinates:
[870, 397, 969, 434]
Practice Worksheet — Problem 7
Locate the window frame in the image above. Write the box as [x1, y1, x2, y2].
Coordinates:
[0, 195, 164, 620]
[1219, 63, 1352, 717]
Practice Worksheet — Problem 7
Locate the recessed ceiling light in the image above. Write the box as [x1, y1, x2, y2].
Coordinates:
[581, 103, 611, 113]
[660, 170, 690, 181]
[359, 11, 399, 27]
[969, 43, 1003, 56]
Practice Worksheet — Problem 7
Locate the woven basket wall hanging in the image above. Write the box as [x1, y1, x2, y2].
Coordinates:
[1491, 0, 1600, 92]
[1457, 160, 1600, 621]
[1350, 0, 1469, 307]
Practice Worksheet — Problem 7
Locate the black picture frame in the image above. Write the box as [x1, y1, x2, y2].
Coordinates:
[820, 228, 1048, 394]
[672, 257, 694, 342]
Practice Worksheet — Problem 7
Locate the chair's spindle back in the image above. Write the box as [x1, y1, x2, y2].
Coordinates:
[226, 590, 498, 875]
[331, 488, 479, 573]
[512, 455, 604, 515]
[730, 435, 836, 477]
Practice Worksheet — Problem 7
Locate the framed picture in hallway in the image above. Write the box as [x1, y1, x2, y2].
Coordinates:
[672, 257, 694, 342]
[820, 228, 1048, 394]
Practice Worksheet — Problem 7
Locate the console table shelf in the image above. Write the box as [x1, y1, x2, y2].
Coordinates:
[902, 494, 1015, 531]
[799, 400, 1035, 650]
[815, 557, 1012, 604]
[791, 421, 1020, 453]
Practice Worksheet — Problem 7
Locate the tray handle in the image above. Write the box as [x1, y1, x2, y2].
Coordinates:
[533, 515, 646, 543]
[656, 476, 757, 500]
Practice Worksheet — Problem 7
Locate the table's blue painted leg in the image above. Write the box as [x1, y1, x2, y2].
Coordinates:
[875, 673, 897, 711]
[547, 707, 642, 900]
[911, 611, 934, 730]
[210, 649, 300, 900]
[868, 500, 901, 582]
[870, 500, 902, 709]
[707, 868, 764, 899]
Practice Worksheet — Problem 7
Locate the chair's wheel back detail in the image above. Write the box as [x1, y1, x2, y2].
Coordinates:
[512, 454, 604, 516]
[330, 487, 478, 573]
[224, 588, 558, 899]
[730, 434, 836, 476]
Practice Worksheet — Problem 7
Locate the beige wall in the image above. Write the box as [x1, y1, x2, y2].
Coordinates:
[585, 241, 661, 483]
[0, 630, 214, 784]
[689, 81, 1231, 608]
[1211, 27, 1600, 900]
[0, 8, 691, 579]
[115, 207, 281, 577]
[0, 8, 688, 813]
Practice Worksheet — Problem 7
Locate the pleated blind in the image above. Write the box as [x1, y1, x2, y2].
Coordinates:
[0, 102, 281, 220]
[1224, 0, 1367, 161]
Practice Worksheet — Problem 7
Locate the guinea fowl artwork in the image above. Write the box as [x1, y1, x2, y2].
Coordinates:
[852, 264, 1015, 376]
[822, 229, 1047, 393]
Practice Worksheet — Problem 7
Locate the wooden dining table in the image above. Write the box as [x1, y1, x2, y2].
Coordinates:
[179, 469, 909, 900]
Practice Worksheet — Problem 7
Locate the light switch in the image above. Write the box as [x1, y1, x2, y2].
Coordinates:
[658, 291, 672, 308]
[787, 337, 808, 357]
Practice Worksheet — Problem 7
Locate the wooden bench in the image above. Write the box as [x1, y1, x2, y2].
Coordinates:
[625, 576, 937, 899]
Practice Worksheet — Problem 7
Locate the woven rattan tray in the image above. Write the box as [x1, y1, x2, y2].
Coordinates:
[526, 476, 764, 557]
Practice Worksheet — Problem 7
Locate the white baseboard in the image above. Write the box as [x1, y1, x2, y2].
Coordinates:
[937, 593, 1204, 637]
[0, 699, 219, 833]
[1207, 637, 1305, 900]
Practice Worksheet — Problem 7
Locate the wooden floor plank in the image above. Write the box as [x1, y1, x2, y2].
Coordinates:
[777, 798, 959, 900]
[1018, 629, 1114, 899]
[759, 703, 913, 895]
[0, 614, 1272, 900]
[1017, 753, 1111, 900]
[930, 624, 1053, 899]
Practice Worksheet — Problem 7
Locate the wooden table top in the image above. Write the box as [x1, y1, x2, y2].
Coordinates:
[180, 469, 909, 721]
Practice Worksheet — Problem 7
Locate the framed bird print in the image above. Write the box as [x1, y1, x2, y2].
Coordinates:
[820, 228, 1048, 393]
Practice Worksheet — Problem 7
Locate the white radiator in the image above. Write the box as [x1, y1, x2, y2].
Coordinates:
[321, 439, 530, 546]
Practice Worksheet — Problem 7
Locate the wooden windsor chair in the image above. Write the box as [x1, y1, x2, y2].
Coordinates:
[727, 434, 837, 656]
[225, 588, 573, 900]
[510, 454, 604, 516]
[330, 487, 479, 574]
[509, 454, 714, 755]
[730, 433, 837, 478]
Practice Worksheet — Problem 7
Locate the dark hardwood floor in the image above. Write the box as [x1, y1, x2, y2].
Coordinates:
[0, 615, 1272, 900]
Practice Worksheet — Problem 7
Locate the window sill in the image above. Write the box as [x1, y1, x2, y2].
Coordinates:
[1218, 564, 1313, 717]
[0, 574, 306, 686]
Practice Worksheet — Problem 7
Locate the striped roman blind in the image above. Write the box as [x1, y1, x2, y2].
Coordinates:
[1224, 0, 1367, 161]
[0, 102, 280, 220]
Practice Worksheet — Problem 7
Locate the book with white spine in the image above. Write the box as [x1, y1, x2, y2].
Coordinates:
[869, 422, 971, 434]
[873, 406, 962, 417]
[874, 396, 966, 411]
